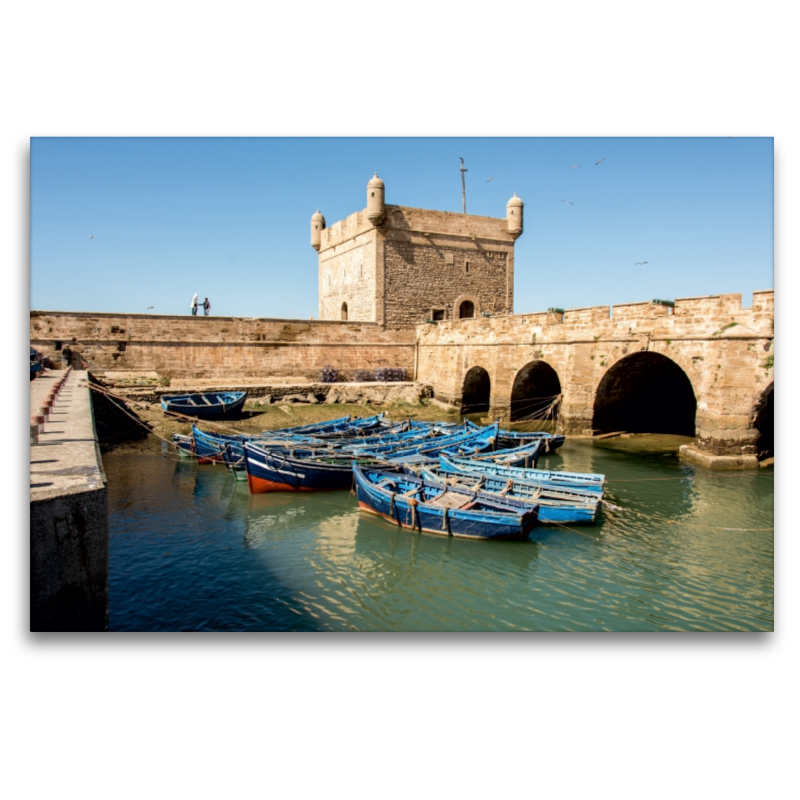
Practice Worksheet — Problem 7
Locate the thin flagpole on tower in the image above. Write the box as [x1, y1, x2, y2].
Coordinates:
[460, 157, 468, 214]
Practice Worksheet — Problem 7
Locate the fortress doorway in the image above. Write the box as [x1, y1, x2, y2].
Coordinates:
[459, 300, 475, 319]
[592, 353, 696, 435]
[461, 366, 491, 414]
[510, 361, 562, 422]
[753, 382, 773, 460]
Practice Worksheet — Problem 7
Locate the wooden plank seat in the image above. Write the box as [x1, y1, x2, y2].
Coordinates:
[425, 490, 474, 510]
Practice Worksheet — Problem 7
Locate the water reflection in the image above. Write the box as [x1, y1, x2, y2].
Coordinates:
[105, 434, 773, 631]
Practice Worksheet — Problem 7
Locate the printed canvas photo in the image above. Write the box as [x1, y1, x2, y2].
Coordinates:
[29, 136, 774, 632]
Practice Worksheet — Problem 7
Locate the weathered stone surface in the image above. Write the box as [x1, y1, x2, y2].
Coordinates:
[416, 291, 774, 465]
[30, 370, 108, 631]
[318, 204, 516, 327]
[679, 446, 759, 471]
[30, 312, 416, 380]
[324, 382, 432, 406]
[30, 288, 774, 469]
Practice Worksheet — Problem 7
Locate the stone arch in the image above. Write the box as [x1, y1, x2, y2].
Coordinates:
[592, 352, 696, 435]
[753, 382, 773, 460]
[341, 302, 348, 321]
[461, 366, 491, 414]
[510, 360, 562, 422]
[454, 294, 479, 320]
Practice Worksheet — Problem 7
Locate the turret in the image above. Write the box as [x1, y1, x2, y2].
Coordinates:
[506, 193, 523, 239]
[311, 209, 326, 251]
[366, 173, 385, 226]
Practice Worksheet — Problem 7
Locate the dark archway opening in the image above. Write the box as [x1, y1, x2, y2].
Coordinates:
[461, 366, 491, 414]
[754, 383, 773, 460]
[593, 353, 696, 435]
[510, 361, 562, 422]
[459, 300, 474, 319]
[341, 302, 348, 321]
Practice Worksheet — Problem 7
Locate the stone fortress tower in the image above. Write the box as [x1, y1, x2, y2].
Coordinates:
[312, 174, 523, 328]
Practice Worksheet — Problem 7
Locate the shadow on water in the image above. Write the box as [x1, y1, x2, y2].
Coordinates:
[106, 446, 326, 631]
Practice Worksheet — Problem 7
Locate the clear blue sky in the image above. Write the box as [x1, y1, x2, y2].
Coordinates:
[30, 137, 773, 317]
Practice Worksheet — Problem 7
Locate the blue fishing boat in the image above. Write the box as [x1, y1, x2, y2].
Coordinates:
[466, 421, 565, 453]
[243, 441, 383, 493]
[439, 454, 605, 494]
[353, 464, 539, 540]
[190, 425, 231, 463]
[221, 442, 249, 480]
[497, 430, 565, 453]
[412, 465, 600, 525]
[468, 439, 542, 468]
[309, 413, 389, 439]
[338, 425, 456, 455]
[191, 425, 336, 464]
[265, 414, 351, 436]
[171, 433, 194, 457]
[161, 391, 247, 419]
[387, 422, 500, 463]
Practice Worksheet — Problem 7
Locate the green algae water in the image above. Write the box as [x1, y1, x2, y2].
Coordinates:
[105, 435, 774, 631]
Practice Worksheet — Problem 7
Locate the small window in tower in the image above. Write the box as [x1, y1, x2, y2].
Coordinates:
[465, 261, 470, 274]
[341, 302, 348, 321]
[371, 192, 375, 197]
[432, 309, 445, 321]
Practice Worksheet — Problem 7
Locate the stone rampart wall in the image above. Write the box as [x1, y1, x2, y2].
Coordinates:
[30, 312, 416, 379]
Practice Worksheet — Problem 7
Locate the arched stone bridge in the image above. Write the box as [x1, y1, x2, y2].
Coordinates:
[416, 291, 774, 468]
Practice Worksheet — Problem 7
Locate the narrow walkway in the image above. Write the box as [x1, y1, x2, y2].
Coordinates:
[30, 368, 108, 630]
[30, 369, 106, 500]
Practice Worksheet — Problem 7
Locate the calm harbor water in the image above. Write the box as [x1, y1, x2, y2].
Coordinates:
[105, 434, 774, 631]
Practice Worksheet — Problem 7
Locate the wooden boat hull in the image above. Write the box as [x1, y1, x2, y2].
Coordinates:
[470, 439, 542, 468]
[171, 434, 195, 457]
[191, 427, 230, 464]
[161, 391, 247, 419]
[439, 454, 605, 494]
[243, 442, 358, 493]
[353, 464, 538, 540]
[387, 422, 500, 463]
[414, 466, 599, 525]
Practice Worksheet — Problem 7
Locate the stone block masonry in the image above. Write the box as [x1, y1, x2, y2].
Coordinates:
[416, 291, 774, 466]
[30, 312, 416, 380]
[317, 202, 518, 327]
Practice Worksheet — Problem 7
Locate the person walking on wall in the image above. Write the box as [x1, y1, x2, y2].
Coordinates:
[203, 297, 210, 316]
[191, 293, 198, 315]
[61, 344, 72, 369]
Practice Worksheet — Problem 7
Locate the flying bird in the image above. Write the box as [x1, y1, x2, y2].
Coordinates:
[89, 235, 95, 239]
[561, 200, 574, 205]
[634, 261, 649, 265]
[487, 177, 493, 181]
[596, 158, 606, 165]
[568, 164, 581, 169]
[147, 306, 154, 309]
